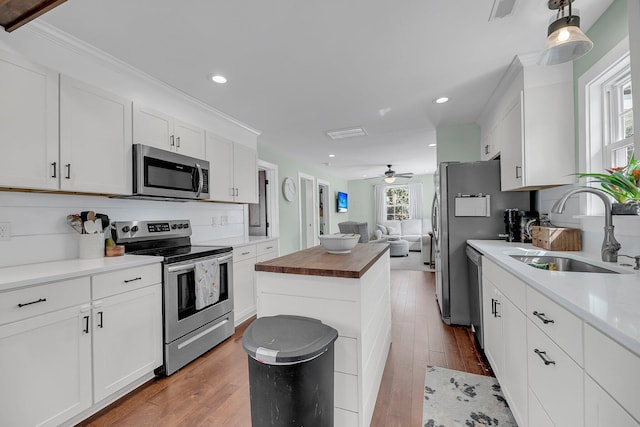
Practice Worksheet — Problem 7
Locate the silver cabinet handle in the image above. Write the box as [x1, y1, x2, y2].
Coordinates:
[97, 311, 104, 328]
[176, 136, 181, 147]
[533, 311, 554, 324]
[51, 162, 57, 178]
[534, 349, 556, 366]
[65, 163, 71, 179]
[484, 144, 489, 155]
[170, 135, 175, 147]
[515, 165, 522, 179]
[123, 277, 142, 283]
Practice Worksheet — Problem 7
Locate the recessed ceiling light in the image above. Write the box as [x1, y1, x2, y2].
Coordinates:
[210, 74, 227, 84]
[434, 97, 449, 104]
[329, 154, 336, 158]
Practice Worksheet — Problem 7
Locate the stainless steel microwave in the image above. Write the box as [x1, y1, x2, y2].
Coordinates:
[132, 144, 209, 200]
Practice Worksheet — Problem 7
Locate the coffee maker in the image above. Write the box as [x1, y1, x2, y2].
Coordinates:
[504, 209, 538, 243]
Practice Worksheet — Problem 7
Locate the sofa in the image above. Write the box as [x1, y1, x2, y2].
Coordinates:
[375, 219, 428, 251]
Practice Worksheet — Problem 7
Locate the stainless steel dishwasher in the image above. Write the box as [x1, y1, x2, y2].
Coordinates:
[466, 245, 484, 349]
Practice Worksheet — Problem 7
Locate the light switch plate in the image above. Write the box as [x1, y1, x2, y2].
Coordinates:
[0, 222, 11, 241]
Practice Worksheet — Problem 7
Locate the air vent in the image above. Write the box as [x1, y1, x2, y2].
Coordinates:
[489, 0, 518, 21]
[325, 127, 368, 140]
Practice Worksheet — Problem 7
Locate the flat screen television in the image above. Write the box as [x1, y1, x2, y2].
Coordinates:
[337, 191, 348, 212]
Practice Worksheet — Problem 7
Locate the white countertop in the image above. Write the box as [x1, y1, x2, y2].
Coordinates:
[0, 255, 163, 292]
[468, 240, 640, 357]
[198, 235, 278, 248]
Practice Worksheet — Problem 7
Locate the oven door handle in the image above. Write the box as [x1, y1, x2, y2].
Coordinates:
[167, 253, 233, 273]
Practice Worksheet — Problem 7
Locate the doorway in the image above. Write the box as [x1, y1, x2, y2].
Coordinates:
[317, 179, 330, 235]
[298, 172, 316, 249]
[248, 160, 278, 238]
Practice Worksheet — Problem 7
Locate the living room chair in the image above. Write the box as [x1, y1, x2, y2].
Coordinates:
[338, 221, 370, 243]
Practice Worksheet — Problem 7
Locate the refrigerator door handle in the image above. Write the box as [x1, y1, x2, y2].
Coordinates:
[431, 194, 439, 242]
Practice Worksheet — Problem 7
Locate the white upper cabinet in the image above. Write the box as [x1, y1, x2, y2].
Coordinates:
[133, 104, 205, 159]
[0, 50, 59, 190]
[479, 54, 576, 191]
[60, 76, 132, 195]
[206, 132, 258, 204]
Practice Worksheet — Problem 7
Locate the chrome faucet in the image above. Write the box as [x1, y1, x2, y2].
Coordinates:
[551, 188, 621, 262]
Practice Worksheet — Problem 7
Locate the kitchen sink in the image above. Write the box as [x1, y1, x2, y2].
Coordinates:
[509, 255, 620, 274]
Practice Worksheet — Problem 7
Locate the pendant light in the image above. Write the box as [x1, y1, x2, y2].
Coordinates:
[538, 0, 593, 66]
[384, 176, 396, 184]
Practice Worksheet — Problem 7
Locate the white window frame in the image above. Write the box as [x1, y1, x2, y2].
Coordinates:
[579, 36, 639, 215]
[385, 184, 410, 221]
[602, 67, 634, 168]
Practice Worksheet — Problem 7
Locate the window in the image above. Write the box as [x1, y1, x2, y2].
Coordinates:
[580, 38, 639, 214]
[385, 185, 409, 220]
[604, 68, 634, 169]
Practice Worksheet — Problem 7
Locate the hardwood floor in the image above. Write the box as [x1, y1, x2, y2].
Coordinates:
[79, 270, 489, 426]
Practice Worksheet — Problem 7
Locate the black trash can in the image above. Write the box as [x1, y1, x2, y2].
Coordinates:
[242, 315, 339, 427]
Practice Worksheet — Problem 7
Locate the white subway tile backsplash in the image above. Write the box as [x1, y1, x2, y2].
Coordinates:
[0, 191, 246, 268]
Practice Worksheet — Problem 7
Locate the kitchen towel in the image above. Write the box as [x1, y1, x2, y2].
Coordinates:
[195, 259, 220, 310]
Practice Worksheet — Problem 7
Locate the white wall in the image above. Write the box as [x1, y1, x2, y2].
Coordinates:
[0, 191, 245, 268]
[538, 186, 640, 259]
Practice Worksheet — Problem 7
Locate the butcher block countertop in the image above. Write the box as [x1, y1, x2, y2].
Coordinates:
[254, 243, 389, 278]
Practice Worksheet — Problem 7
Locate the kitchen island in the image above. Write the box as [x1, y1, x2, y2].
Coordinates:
[254, 243, 391, 427]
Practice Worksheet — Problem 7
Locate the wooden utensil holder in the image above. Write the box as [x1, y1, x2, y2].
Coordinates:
[531, 226, 581, 251]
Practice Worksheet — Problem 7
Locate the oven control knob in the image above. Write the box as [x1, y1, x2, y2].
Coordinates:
[177, 224, 184, 229]
[131, 226, 139, 233]
[122, 226, 130, 233]
[171, 224, 177, 229]
[183, 223, 189, 229]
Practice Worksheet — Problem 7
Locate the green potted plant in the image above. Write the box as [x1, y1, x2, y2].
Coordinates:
[577, 155, 640, 214]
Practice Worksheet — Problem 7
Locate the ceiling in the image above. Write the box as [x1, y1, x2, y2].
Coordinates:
[37, 0, 614, 181]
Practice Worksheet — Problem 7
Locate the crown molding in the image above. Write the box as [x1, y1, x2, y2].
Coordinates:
[26, 21, 261, 136]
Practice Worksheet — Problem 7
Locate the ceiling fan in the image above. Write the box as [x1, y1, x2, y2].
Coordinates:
[370, 165, 414, 183]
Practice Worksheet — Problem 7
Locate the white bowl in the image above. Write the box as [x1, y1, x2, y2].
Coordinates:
[319, 233, 360, 254]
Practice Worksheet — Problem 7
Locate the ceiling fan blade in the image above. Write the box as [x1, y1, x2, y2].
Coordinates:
[395, 173, 414, 178]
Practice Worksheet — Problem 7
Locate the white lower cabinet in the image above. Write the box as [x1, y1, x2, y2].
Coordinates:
[585, 376, 639, 427]
[482, 257, 640, 427]
[482, 258, 528, 427]
[0, 305, 92, 427]
[233, 240, 279, 325]
[92, 284, 162, 402]
[527, 318, 584, 426]
[0, 263, 162, 427]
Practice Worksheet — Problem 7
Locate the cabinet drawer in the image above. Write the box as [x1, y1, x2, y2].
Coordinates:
[585, 375, 639, 427]
[256, 240, 278, 257]
[0, 277, 90, 325]
[92, 264, 162, 300]
[527, 319, 584, 427]
[233, 245, 256, 262]
[483, 258, 525, 310]
[526, 287, 583, 365]
[584, 324, 640, 422]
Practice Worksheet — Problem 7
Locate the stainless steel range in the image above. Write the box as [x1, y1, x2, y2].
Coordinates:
[113, 220, 234, 375]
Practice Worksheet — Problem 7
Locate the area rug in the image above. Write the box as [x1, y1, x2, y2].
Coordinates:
[423, 365, 517, 427]
[390, 251, 433, 271]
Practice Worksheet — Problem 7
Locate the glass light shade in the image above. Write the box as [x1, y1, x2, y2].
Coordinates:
[384, 176, 396, 183]
[538, 23, 593, 66]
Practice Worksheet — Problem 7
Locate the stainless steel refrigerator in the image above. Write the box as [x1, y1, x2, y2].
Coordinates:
[431, 160, 530, 327]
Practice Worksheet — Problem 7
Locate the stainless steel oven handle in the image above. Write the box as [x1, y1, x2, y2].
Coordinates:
[195, 163, 204, 198]
[167, 253, 233, 273]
